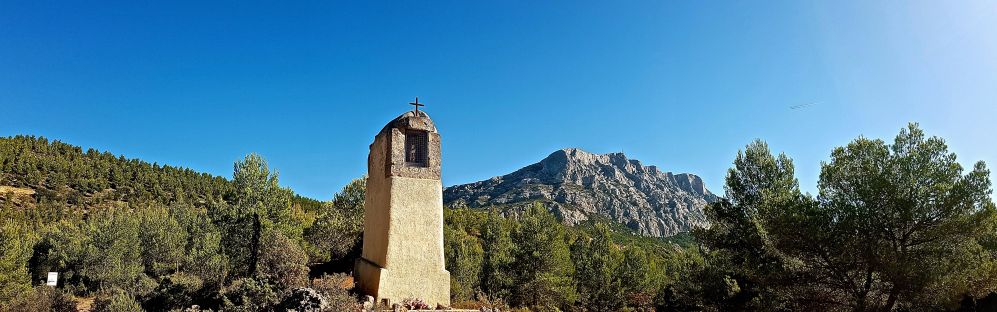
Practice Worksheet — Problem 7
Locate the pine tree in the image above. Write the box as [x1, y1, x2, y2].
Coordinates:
[0, 218, 35, 303]
[480, 208, 514, 300]
[220, 153, 296, 277]
[304, 177, 365, 262]
[79, 205, 147, 296]
[444, 225, 483, 302]
[510, 203, 576, 311]
[138, 205, 188, 277]
[616, 247, 659, 310]
[572, 224, 623, 311]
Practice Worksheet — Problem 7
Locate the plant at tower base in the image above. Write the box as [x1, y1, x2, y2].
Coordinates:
[402, 298, 432, 310]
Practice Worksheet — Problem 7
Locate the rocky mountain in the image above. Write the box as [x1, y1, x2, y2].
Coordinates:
[444, 148, 718, 237]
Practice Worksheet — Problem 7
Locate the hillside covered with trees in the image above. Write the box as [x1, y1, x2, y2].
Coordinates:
[0, 135, 359, 311]
[2, 123, 996, 311]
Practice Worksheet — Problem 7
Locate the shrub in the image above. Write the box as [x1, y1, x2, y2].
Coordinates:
[323, 290, 358, 312]
[144, 273, 204, 311]
[310, 273, 352, 295]
[92, 289, 143, 312]
[310, 273, 356, 312]
[451, 290, 509, 311]
[255, 231, 309, 292]
[4, 286, 78, 312]
[221, 277, 279, 311]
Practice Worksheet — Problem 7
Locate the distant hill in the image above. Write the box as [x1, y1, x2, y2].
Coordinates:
[444, 148, 717, 237]
[0, 135, 321, 212]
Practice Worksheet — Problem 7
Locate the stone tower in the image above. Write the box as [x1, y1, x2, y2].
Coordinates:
[355, 109, 450, 306]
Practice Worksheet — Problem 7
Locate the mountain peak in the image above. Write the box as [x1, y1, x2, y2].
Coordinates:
[445, 148, 717, 237]
[549, 147, 622, 159]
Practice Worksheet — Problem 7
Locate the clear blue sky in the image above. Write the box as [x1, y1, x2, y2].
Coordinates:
[2, 1, 995, 200]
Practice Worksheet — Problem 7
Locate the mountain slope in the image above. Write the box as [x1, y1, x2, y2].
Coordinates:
[0, 135, 322, 212]
[444, 148, 717, 237]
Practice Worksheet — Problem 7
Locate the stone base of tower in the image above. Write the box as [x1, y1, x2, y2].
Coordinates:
[355, 257, 451, 307]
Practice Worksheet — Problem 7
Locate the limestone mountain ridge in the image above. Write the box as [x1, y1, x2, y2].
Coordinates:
[443, 148, 718, 237]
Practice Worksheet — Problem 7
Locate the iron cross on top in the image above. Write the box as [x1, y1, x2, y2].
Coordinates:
[409, 97, 425, 113]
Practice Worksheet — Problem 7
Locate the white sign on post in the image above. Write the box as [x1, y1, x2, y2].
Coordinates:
[46, 272, 58, 286]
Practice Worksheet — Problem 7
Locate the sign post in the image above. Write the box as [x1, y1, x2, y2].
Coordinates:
[46, 272, 58, 286]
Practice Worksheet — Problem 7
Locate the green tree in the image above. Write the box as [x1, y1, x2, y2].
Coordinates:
[218, 153, 296, 277]
[445, 224, 483, 302]
[616, 247, 661, 310]
[304, 177, 365, 262]
[571, 223, 623, 312]
[0, 218, 35, 303]
[79, 206, 149, 296]
[798, 124, 997, 310]
[656, 248, 740, 311]
[694, 139, 801, 310]
[509, 203, 576, 311]
[479, 208, 514, 300]
[138, 205, 188, 277]
[233, 153, 296, 238]
[697, 124, 997, 311]
[27, 219, 87, 294]
[169, 203, 228, 292]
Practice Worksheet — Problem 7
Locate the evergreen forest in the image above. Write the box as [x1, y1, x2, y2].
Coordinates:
[1, 123, 995, 311]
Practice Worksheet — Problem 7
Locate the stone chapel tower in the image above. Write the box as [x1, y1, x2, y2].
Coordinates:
[355, 104, 451, 306]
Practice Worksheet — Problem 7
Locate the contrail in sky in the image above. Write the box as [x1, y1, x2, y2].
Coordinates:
[790, 103, 816, 110]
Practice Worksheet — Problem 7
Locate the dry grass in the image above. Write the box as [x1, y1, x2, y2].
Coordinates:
[75, 296, 95, 312]
[0, 185, 35, 196]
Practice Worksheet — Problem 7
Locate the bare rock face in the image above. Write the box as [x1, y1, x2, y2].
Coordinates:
[444, 148, 717, 237]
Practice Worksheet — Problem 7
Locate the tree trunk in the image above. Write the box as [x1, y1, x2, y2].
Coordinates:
[882, 285, 899, 312]
[248, 212, 261, 276]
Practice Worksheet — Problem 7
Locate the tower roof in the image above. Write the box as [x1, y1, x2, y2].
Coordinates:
[378, 110, 437, 136]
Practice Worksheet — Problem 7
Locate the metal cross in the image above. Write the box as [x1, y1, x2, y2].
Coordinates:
[409, 97, 425, 113]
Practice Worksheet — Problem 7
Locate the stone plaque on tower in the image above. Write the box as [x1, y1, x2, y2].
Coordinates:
[355, 99, 450, 306]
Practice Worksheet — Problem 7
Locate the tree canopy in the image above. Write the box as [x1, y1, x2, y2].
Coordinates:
[695, 123, 997, 311]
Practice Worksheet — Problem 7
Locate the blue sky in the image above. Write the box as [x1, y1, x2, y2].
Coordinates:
[2, 1, 995, 200]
